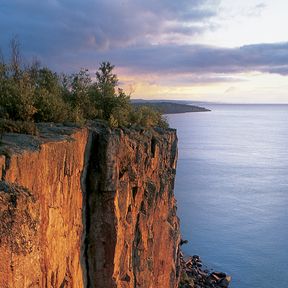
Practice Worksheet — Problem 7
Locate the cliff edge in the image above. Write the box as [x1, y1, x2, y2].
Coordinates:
[0, 122, 180, 288]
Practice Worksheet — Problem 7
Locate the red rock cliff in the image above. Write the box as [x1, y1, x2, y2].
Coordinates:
[0, 123, 180, 288]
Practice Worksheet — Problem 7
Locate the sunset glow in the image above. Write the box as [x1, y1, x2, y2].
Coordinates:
[1, 0, 288, 103]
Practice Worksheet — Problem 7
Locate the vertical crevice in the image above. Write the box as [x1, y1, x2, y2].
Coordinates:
[79, 127, 179, 288]
[81, 129, 107, 288]
[81, 131, 96, 288]
[2, 152, 11, 181]
[151, 137, 157, 158]
[132, 213, 141, 288]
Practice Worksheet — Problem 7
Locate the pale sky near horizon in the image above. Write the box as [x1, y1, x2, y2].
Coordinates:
[0, 0, 288, 103]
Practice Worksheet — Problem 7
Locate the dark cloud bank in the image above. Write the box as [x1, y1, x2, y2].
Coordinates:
[1, 0, 288, 78]
[106, 42, 288, 76]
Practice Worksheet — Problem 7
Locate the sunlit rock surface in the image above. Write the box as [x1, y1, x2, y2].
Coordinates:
[0, 122, 180, 288]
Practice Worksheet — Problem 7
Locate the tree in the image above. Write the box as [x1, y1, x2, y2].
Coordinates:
[10, 37, 21, 79]
[32, 67, 69, 122]
[92, 62, 131, 125]
[61, 69, 99, 121]
[0, 40, 169, 131]
[95, 62, 118, 97]
[0, 38, 38, 121]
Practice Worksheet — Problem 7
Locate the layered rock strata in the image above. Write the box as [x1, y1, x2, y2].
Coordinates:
[0, 123, 180, 288]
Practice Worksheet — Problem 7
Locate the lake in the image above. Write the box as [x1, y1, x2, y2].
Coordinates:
[167, 104, 288, 288]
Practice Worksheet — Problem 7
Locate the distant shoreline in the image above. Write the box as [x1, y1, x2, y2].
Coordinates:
[132, 101, 211, 114]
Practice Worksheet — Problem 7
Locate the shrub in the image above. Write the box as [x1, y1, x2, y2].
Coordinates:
[0, 41, 169, 133]
[0, 119, 38, 135]
[129, 106, 169, 129]
[64, 69, 98, 120]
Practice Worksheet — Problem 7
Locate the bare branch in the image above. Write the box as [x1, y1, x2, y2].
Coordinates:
[10, 36, 21, 78]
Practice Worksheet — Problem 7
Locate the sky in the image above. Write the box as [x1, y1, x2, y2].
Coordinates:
[0, 0, 288, 103]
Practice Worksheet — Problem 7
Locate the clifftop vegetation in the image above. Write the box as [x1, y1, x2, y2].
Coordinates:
[0, 40, 168, 134]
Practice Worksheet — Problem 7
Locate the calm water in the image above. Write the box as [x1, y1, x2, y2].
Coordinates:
[167, 105, 288, 288]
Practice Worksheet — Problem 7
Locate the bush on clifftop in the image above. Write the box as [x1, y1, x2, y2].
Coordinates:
[0, 40, 168, 134]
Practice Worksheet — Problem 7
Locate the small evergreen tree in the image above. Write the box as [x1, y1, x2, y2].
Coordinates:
[92, 62, 131, 126]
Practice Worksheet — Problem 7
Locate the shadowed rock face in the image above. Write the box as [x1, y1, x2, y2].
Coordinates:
[0, 123, 180, 288]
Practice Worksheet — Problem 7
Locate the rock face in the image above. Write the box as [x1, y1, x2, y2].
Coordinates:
[0, 123, 180, 288]
[0, 126, 88, 288]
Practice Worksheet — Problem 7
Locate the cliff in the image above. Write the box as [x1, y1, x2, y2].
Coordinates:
[0, 122, 180, 288]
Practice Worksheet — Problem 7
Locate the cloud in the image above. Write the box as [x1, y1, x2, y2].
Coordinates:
[0, 0, 219, 56]
[224, 86, 237, 94]
[124, 73, 244, 87]
[23, 40, 288, 83]
[248, 2, 266, 17]
[99, 42, 288, 76]
[1, 0, 288, 84]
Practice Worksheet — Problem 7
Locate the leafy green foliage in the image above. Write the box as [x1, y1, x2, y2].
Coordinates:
[63, 68, 98, 120]
[0, 119, 38, 135]
[0, 41, 168, 134]
[31, 67, 69, 122]
[91, 62, 131, 124]
[129, 105, 169, 129]
[0, 69, 36, 121]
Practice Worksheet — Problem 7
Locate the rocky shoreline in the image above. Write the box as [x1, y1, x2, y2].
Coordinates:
[179, 251, 231, 288]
